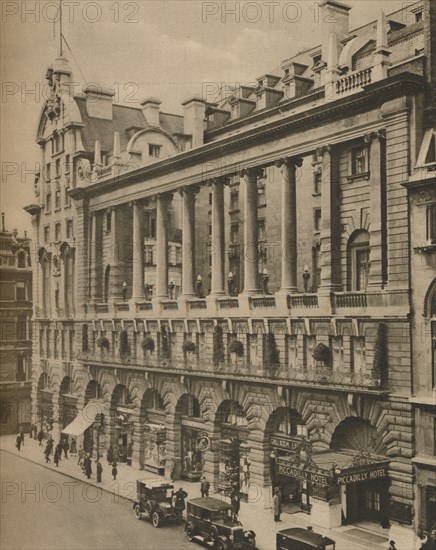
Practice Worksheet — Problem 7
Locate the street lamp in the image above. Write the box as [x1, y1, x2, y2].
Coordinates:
[196, 275, 203, 298]
[262, 268, 269, 295]
[303, 265, 311, 293]
[228, 271, 234, 296]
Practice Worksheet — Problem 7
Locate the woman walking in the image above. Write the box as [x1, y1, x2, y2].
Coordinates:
[96, 460, 103, 483]
[112, 461, 118, 481]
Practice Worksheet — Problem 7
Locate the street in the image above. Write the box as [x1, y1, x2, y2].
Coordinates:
[0, 451, 192, 550]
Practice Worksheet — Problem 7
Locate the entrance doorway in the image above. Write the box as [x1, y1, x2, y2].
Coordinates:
[346, 479, 389, 523]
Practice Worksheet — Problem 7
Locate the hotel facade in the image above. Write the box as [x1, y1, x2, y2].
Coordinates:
[26, 0, 436, 545]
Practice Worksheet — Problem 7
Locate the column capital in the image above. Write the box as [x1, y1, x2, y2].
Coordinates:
[156, 191, 173, 203]
[364, 129, 386, 144]
[316, 145, 332, 157]
[275, 157, 303, 169]
[178, 184, 201, 196]
[205, 176, 231, 187]
[240, 166, 264, 179]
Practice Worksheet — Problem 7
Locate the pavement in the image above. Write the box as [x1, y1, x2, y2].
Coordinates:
[0, 434, 394, 550]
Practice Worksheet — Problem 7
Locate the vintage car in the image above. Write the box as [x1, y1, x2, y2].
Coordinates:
[133, 478, 178, 527]
[185, 497, 256, 550]
[276, 528, 335, 550]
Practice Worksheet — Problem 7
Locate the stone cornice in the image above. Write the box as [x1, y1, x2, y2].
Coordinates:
[81, 73, 422, 200]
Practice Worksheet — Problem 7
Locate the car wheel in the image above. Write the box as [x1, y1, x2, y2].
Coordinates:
[216, 540, 228, 550]
[186, 525, 195, 542]
[133, 505, 142, 520]
[152, 511, 160, 528]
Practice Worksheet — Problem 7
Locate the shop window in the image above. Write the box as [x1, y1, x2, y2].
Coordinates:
[149, 144, 161, 158]
[350, 145, 368, 176]
[16, 282, 26, 301]
[347, 230, 370, 291]
[427, 204, 436, 244]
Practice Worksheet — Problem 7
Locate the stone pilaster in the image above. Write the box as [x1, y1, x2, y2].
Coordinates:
[155, 193, 171, 298]
[210, 179, 225, 296]
[132, 201, 145, 301]
[241, 167, 262, 295]
[181, 187, 198, 297]
[367, 130, 387, 289]
[276, 158, 302, 294]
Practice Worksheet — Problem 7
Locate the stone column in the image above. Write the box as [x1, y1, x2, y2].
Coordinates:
[276, 158, 302, 294]
[89, 213, 98, 301]
[319, 145, 341, 296]
[367, 130, 387, 289]
[155, 193, 171, 298]
[132, 201, 144, 301]
[210, 178, 225, 296]
[181, 186, 197, 297]
[242, 167, 262, 295]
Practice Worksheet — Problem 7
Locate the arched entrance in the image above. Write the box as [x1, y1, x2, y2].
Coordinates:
[37, 373, 53, 433]
[139, 389, 166, 475]
[175, 394, 204, 481]
[330, 417, 389, 526]
[110, 384, 135, 464]
[215, 400, 250, 498]
[265, 407, 310, 513]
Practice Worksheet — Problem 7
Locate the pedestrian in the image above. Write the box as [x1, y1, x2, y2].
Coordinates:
[96, 460, 103, 483]
[37, 429, 44, 446]
[112, 461, 118, 481]
[77, 446, 84, 466]
[44, 441, 52, 463]
[56, 442, 63, 461]
[89, 440, 94, 458]
[19, 427, 24, 446]
[387, 541, 397, 550]
[273, 487, 281, 522]
[70, 438, 77, 457]
[15, 433, 22, 452]
[33, 423, 38, 440]
[62, 438, 69, 459]
[54, 448, 60, 467]
[84, 455, 92, 479]
[231, 492, 240, 522]
[200, 476, 210, 498]
[107, 444, 114, 465]
[29, 423, 34, 438]
[173, 487, 188, 521]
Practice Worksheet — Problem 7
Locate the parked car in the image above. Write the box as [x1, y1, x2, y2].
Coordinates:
[185, 497, 256, 549]
[276, 528, 335, 550]
[133, 478, 178, 527]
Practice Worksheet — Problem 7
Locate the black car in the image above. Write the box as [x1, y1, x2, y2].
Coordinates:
[133, 478, 178, 527]
[276, 528, 335, 550]
[185, 497, 256, 550]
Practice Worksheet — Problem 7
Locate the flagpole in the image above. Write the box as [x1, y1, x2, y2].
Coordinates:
[59, 0, 63, 56]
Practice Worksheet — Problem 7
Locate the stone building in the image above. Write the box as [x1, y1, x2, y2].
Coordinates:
[25, 0, 435, 545]
[0, 214, 32, 434]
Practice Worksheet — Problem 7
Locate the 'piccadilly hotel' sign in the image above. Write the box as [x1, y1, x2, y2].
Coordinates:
[336, 466, 388, 485]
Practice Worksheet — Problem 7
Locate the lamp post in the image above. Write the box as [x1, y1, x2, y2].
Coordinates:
[227, 271, 234, 296]
[270, 449, 276, 496]
[303, 265, 311, 293]
[262, 268, 269, 295]
[196, 275, 203, 298]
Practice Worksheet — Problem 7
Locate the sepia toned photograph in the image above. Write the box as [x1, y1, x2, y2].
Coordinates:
[0, 1, 435, 549]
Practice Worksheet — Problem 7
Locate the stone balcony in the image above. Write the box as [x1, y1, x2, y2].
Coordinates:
[77, 351, 388, 395]
[80, 288, 410, 320]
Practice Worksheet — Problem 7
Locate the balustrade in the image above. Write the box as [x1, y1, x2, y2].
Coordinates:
[335, 68, 372, 96]
[334, 292, 368, 308]
[287, 294, 319, 309]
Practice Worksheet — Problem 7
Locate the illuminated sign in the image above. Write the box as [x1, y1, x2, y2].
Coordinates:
[276, 461, 332, 486]
[337, 467, 388, 485]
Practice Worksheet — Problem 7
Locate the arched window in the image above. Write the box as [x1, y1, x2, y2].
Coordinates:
[347, 230, 370, 291]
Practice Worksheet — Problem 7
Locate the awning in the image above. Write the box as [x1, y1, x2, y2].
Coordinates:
[62, 402, 103, 437]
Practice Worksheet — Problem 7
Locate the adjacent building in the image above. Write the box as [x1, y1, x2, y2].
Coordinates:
[25, 0, 435, 546]
[0, 214, 32, 434]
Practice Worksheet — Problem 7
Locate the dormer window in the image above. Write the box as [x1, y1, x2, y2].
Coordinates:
[149, 144, 161, 158]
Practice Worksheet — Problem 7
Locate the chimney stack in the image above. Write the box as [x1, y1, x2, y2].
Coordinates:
[182, 97, 207, 149]
[141, 97, 161, 127]
[83, 84, 115, 120]
[372, 10, 391, 82]
[319, 0, 351, 65]
[113, 131, 121, 159]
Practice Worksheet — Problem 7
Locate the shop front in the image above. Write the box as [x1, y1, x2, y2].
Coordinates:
[218, 427, 251, 500]
[142, 423, 166, 475]
[39, 389, 54, 433]
[270, 434, 390, 529]
[181, 426, 207, 481]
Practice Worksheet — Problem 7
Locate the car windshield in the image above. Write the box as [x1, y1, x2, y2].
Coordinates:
[211, 508, 232, 522]
[149, 488, 172, 502]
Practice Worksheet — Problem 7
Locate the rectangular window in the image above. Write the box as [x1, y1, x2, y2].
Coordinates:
[65, 186, 71, 207]
[231, 223, 239, 243]
[106, 212, 112, 232]
[66, 219, 73, 239]
[230, 191, 239, 211]
[55, 222, 61, 242]
[45, 163, 51, 181]
[313, 171, 322, 195]
[16, 282, 26, 301]
[55, 158, 61, 178]
[258, 219, 266, 241]
[65, 154, 71, 174]
[356, 249, 370, 291]
[258, 183, 266, 207]
[44, 226, 50, 244]
[45, 192, 51, 212]
[149, 144, 161, 158]
[17, 317, 27, 340]
[314, 208, 321, 232]
[150, 218, 156, 238]
[427, 205, 436, 244]
[351, 146, 368, 176]
[209, 192, 212, 206]
[55, 181, 61, 209]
